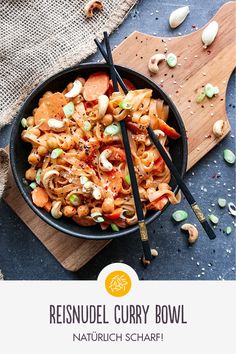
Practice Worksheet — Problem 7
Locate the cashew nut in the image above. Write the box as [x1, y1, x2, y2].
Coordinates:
[82, 181, 102, 200]
[51, 201, 62, 219]
[181, 223, 199, 244]
[48, 118, 65, 130]
[98, 95, 109, 119]
[42, 170, 59, 190]
[99, 149, 113, 171]
[84, 0, 103, 17]
[148, 54, 166, 74]
[151, 248, 158, 257]
[213, 119, 225, 138]
[65, 80, 83, 98]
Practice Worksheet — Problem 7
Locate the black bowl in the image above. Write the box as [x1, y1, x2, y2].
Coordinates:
[10, 63, 187, 240]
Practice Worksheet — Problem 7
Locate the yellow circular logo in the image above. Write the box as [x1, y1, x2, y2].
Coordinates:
[105, 270, 132, 297]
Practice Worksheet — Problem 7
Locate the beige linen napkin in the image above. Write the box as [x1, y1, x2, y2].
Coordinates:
[0, 0, 138, 198]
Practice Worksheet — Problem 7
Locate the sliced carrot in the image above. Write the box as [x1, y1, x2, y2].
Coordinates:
[106, 78, 136, 96]
[123, 78, 136, 91]
[158, 119, 181, 140]
[44, 200, 52, 212]
[72, 215, 96, 226]
[106, 80, 114, 97]
[31, 187, 49, 208]
[83, 72, 109, 101]
[34, 92, 67, 131]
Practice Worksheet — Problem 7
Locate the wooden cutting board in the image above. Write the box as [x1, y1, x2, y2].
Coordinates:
[4, 2, 236, 271]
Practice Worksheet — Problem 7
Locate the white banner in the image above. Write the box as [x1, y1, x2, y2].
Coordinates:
[0, 263, 235, 353]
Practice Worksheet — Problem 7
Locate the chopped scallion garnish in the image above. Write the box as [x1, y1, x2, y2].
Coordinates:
[104, 122, 121, 136]
[224, 226, 232, 235]
[63, 102, 74, 117]
[172, 210, 188, 222]
[124, 174, 131, 185]
[166, 53, 177, 68]
[218, 198, 226, 208]
[119, 101, 132, 110]
[69, 194, 80, 206]
[223, 149, 236, 164]
[51, 148, 63, 159]
[208, 214, 219, 224]
[80, 176, 88, 185]
[111, 223, 119, 232]
[29, 182, 37, 189]
[35, 168, 42, 185]
[196, 92, 206, 103]
[21, 118, 28, 128]
[83, 121, 92, 131]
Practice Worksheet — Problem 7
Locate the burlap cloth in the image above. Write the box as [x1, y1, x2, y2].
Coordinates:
[0, 0, 138, 200]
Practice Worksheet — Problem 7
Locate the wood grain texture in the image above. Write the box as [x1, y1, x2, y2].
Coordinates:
[3, 2, 236, 271]
[112, 1, 236, 169]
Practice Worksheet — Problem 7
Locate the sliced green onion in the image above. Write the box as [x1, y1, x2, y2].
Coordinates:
[83, 121, 91, 131]
[29, 182, 37, 189]
[166, 53, 177, 68]
[223, 149, 236, 164]
[51, 148, 63, 159]
[218, 198, 227, 208]
[196, 92, 206, 103]
[213, 86, 219, 95]
[172, 210, 188, 222]
[111, 223, 119, 232]
[63, 102, 74, 117]
[224, 226, 232, 235]
[91, 211, 104, 223]
[69, 194, 81, 206]
[204, 83, 219, 98]
[124, 174, 131, 185]
[208, 214, 219, 224]
[96, 216, 105, 223]
[21, 118, 28, 128]
[228, 202, 236, 216]
[80, 176, 88, 185]
[119, 101, 132, 110]
[35, 168, 42, 185]
[104, 122, 121, 136]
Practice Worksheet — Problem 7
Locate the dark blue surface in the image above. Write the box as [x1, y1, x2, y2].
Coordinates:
[0, 0, 235, 280]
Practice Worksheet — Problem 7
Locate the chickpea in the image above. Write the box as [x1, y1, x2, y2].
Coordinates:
[29, 127, 41, 137]
[38, 145, 48, 156]
[25, 167, 36, 181]
[139, 115, 150, 127]
[44, 91, 53, 98]
[61, 136, 75, 151]
[77, 205, 89, 218]
[62, 205, 77, 217]
[91, 207, 102, 215]
[47, 137, 58, 149]
[101, 114, 113, 126]
[102, 197, 115, 213]
[26, 116, 35, 126]
[28, 153, 41, 165]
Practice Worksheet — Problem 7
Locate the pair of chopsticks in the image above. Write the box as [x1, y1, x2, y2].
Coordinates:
[95, 32, 216, 256]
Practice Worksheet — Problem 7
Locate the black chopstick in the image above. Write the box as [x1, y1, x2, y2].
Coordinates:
[102, 32, 152, 262]
[95, 36, 216, 240]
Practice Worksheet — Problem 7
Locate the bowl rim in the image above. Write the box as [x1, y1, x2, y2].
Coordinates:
[10, 62, 188, 240]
